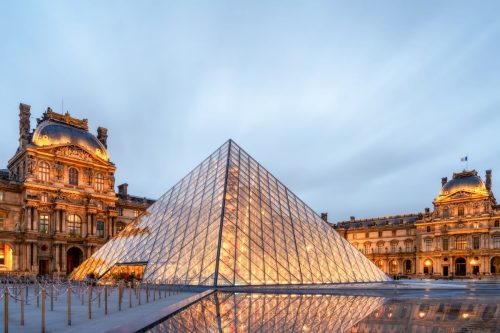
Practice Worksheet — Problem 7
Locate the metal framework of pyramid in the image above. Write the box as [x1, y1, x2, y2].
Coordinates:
[71, 140, 389, 285]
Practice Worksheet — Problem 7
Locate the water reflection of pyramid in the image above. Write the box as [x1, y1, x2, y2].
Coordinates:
[72, 140, 389, 285]
[147, 293, 385, 332]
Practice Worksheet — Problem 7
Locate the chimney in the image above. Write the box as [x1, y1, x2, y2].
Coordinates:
[441, 177, 447, 187]
[97, 127, 108, 148]
[118, 183, 128, 196]
[486, 170, 492, 192]
[19, 103, 31, 148]
[320, 213, 328, 222]
[350, 216, 355, 222]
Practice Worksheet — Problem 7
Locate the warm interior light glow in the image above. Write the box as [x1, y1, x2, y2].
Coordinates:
[424, 259, 432, 266]
[418, 311, 426, 318]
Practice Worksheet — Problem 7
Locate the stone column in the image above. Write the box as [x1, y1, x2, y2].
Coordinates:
[33, 243, 38, 273]
[62, 210, 67, 233]
[13, 243, 20, 271]
[82, 213, 88, 237]
[26, 243, 31, 272]
[61, 244, 67, 274]
[90, 214, 95, 235]
[54, 244, 59, 272]
[26, 207, 32, 230]
[33, 208, 39, 231]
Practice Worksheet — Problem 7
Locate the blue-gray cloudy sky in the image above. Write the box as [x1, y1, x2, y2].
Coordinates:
[1, 1, 500, 221]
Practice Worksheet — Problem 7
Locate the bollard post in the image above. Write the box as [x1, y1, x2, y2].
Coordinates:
[88, 285, 92, 319]
[41, 288, 46, 333]
[4, 288, 9, 333]
[25, 285, 28, 305]
[129, 285, 132, 308]
[20, 287, 25, 325]
[146, 282, 149, 303]
[68, 286, 72, 326]
[98, 286, 101, 308]
[36, 283, 39, 308]
[14, 286, 17, 304]
[50, 284, 54, 311]
[104, 285, 108, 315]
[153, 283, 156, 302]
[118, 283, 122, 312]
[138, 283, 141, 305]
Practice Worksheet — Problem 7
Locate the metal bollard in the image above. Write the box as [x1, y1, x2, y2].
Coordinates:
[88, 285, 92, 319]
[20, 288, 25, 326]
[68, 286, 72, 326]
[4, 288, 9, 333]
[104, 285, 108, 315]
[41, 288, 46, 333]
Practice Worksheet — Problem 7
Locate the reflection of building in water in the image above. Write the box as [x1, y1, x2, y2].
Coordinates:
[0, 103, 154, 276]
[349, 298, 500, 332]
[334, 170, 500, 278]
[148, 292, 384, 332]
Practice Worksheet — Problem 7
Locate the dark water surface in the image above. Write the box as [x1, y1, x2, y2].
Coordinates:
[144, 284, 500, 332]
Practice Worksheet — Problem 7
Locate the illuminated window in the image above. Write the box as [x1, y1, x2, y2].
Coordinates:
[425, 238, 432, 251]
[390, 243, 397, 253]
[458, 206, 464, 217]
[67, 214, 82, 236]
[0, 191, 4, 201]
[39, 214, 49, 234]
[455, 235, 467, 250]
[473, 222, 479, 229]
[95, 173, 104, 191]
[473, 236, 480, 250]
[69, 168, 79, 186]
[0, 243, 4, 265]
[364, 243, 370, 254]
[377, 243, 383, 254]
[442, 238, 449, 251]
[117, 222, 125, 233]
[96, 221, 105, 237]
[389, 260, 398, 274]
[40, 192, 48, 203]
[0, 213, 5, 231]
[38, 161, 50, 181]
[134, 210, 139, 218]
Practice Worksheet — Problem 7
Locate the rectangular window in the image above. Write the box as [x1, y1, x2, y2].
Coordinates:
[377, 244, 383, 254]
[494, 237, 500, 249]
[455, 236, 467, 250]
[0, 191, 4, 201]
[0, 213, 5, 231]
[118, 207, 123, 216]
[390, 243, 397, 253]
[365, 232, 369, 238]
[352, 233, 357, 239]
[425, 238, 432, 251]
[39, 214, 49, 234]
[473, 236, 480, 249]
[442, 238, 449, 251]
[0, 244, 4, 265]
[97, 221, 105, 237]
[378, 231, 382, 237]
[134, 210, 139, 218]
[405, 242, 412, 252]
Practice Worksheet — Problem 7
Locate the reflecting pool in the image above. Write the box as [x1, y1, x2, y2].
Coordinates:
[145, 292, 500, 332]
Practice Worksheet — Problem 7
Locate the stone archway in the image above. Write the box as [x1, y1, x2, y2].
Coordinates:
[491, 256, 500, 274]
[0, 242, 14, 271]
[403, 259, 412, 274]
[455, 257, 466, 276]
[66, 247, 84, 275]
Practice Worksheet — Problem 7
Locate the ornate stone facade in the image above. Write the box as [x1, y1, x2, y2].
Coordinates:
[333, 170, 500, 278]
[0, 103, 154, 276]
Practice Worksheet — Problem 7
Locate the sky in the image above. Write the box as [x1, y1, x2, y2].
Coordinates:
[1, 1, 500, 222]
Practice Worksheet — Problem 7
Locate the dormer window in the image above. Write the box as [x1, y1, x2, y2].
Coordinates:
[69, 168, 79, 186]
[41, 192, 48, 203]
[443, 207, 449, 218]
[458, 205, 464, 217]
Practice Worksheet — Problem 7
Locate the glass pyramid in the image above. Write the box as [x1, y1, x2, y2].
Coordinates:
[71, 140, 389, 285]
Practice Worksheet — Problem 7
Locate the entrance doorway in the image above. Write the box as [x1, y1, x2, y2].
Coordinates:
[491, 257, 500, 274]
[443, 266, 449, 277]
[66, 247, 83, 275]
[404, 260, 412, 274]
[39, 260, 49, 275]
[455, 257, 466, 276]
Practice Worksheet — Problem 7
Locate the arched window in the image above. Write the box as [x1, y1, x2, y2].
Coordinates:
[95, 173, 104, 191]
[67, 214, 82, 236]
[69, 168, 79, 186]
[38, 161, 50, 181]
[389, 260, 398, 274]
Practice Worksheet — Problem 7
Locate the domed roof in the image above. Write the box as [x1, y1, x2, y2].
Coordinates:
[32, 121, 109, 161]
[438, 170, 488, 198]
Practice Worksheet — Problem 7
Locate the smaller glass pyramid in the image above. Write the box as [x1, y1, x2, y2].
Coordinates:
[71, 140, 389, 285]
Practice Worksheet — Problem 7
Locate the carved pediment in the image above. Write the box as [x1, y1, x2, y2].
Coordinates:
[450, 191, 471, 199]
[54, 145, 94, 162]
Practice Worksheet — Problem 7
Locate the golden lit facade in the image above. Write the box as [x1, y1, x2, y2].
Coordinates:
[0, 103, 152, 276]
[72, 140, 389, 285]
[334, 170, 500, 278]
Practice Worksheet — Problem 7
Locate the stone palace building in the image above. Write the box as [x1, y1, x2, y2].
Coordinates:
[0, 103, 154, 276]
[333, 170, 500, 278]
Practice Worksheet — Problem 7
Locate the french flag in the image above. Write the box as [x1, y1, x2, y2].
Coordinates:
[460, 156, 468, 162]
